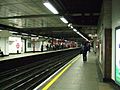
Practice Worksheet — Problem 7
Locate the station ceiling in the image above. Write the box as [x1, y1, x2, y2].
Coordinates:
[0, 0, 103, 42]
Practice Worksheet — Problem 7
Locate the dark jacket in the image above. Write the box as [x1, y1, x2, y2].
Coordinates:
[82, 43, 88, 55]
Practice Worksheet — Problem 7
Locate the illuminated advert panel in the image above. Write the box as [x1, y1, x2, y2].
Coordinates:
[115, 26, 120, 85]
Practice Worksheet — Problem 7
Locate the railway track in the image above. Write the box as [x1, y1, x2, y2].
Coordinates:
[0, 50, 79, 90]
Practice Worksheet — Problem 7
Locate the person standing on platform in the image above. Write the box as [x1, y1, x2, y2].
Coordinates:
[41, 44, 43, 52]
[0, 48, 4, 57]
[87, 43, 91, 52]
[82, 42, 88, 62]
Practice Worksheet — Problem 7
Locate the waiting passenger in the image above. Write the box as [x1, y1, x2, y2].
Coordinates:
[0, 48, 4, 57]
[82, 42, 88, 62]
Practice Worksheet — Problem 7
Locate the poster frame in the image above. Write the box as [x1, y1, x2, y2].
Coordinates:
[115, 26, 120, 86]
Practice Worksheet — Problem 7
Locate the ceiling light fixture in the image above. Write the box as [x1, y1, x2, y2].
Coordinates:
[43, 0, 59, 14]
[68, 23, 72, 27]
[60, 17, 68, 24]
[72, 29, 89, 41]
[78, 32, 89, 41]
[44, 36, 48, 38]
[70, 26, 73, 29]
[39, 35, 43, 38]
[31, 34, 36, 37]
[73, 29, 77, 32]
[10, 31, 18, 34]
[94, 34, 97, 37]
[22, 33, 28, 35]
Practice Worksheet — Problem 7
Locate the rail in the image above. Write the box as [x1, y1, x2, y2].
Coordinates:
[0, 48, 80, 90]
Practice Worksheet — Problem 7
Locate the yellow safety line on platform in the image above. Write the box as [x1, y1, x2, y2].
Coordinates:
[42, 56, 79, 90]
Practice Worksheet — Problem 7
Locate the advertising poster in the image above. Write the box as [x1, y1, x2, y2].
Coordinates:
[115, 28, 120, 85]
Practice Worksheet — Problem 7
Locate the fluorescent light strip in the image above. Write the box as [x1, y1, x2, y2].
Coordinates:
[39, 36, 43, 38]
[68, 23, 71, 27]
[77, 32, 89, 41]
[78, 33, 88, 41]
[70, 26, 73, 29]
[73, 29, 77, 32]
[22, 33, 28, 35]
[43, 1, 59, 14]
[31, 34, 36, 36]
[60, 17, 68, 23]
[73, 29, 89, 41]
[76, 31, 80, 34]
[10, 31, 18, 34]
[44, 36, 48, 39]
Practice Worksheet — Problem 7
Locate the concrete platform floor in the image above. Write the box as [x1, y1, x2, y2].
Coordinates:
[41, 52, 117, 90]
